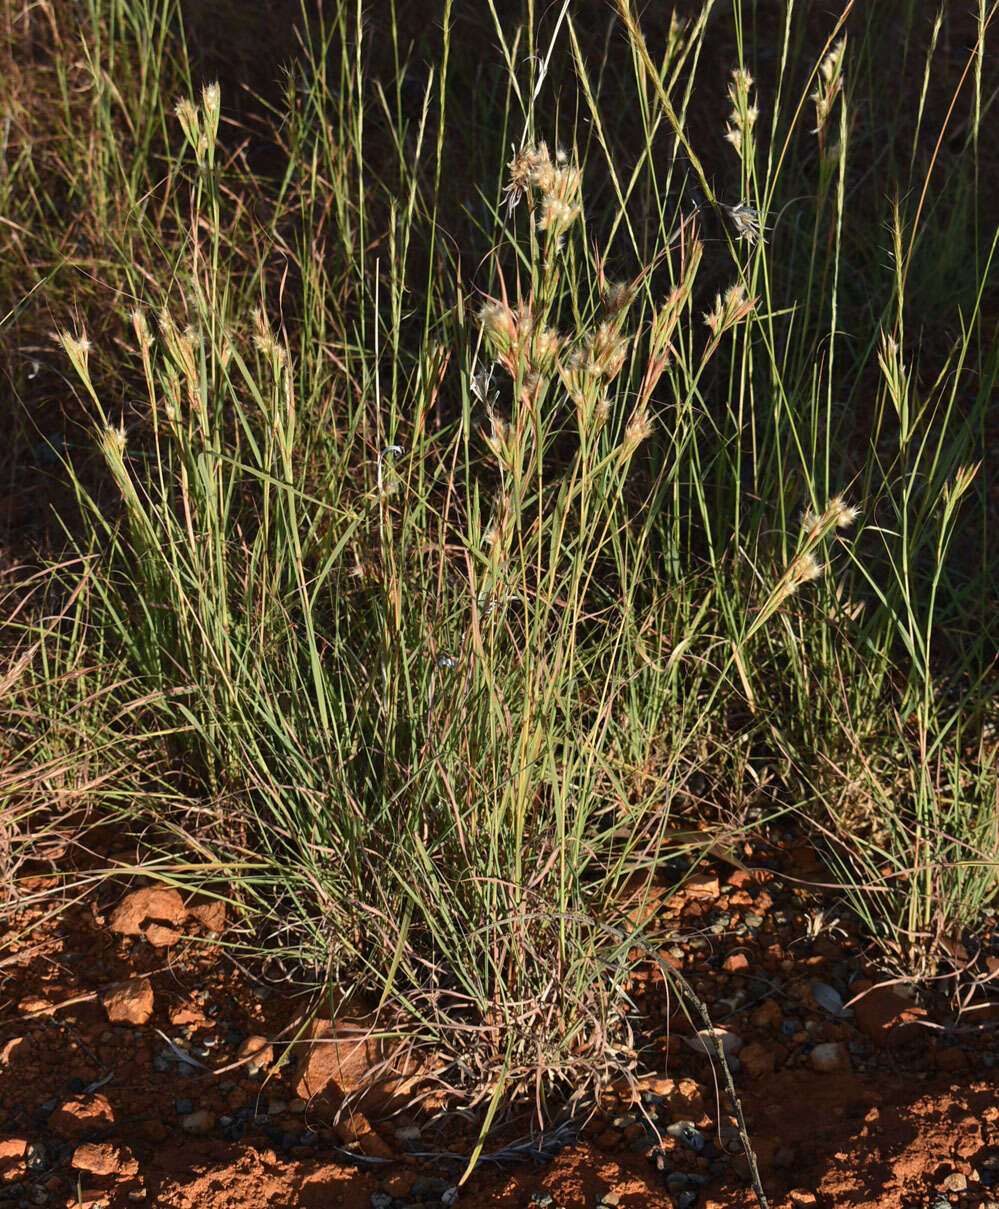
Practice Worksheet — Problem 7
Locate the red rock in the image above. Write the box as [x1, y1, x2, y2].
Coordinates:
[145, 923, 181, 948]
[657, 948, 683, 971]
[333, 1109, 393, 1158]
[0, 1138, 26, 1172]
[237, 1035, 274, 1073]
[723, 952, 749, 973]
[71, 1142, 139, 1178]
[850, 984, 926, 1047]
[789, 1191, 819, 1207]
[102, 977, 154, 1025]
[595, 1130, 620, 1151]
[646, 1076, 706, 1119]
[293, 1018, 386, 1105]
[190, 900, 227, 933]
[50, 1094, 115, 1138]
[739, 1042, 775, 1078]
[109, 886, 187, 936]
[686, 872, 721, 899]
[169, 1002, 207, 1027]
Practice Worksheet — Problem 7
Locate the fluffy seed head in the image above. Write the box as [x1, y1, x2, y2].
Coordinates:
[102, 421, 127, 458]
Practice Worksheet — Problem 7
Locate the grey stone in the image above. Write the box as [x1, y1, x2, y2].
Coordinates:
[667, 1121, 705, 1153]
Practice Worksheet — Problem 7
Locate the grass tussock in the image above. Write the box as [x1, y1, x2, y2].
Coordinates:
[2, 0, 998, 1123]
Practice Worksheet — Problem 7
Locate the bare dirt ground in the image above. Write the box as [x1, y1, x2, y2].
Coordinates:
[2, 823, 997, 1209]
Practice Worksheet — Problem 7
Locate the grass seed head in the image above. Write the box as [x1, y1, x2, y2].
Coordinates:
[101, 421, 127, 459]
[585, 322, 630, 379]
[704, 283, 755, 337]
[725, 67, 758, 167]
[58, 330, 93, 383]
[812, 39, 846, 141]
[201, 81, 221, 143]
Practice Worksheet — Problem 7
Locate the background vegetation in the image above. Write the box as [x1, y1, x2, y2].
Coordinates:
[2, 0, 997, 1120]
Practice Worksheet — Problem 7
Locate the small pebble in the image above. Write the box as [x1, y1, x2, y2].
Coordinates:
[25, 1143, 47, 1173]
[180, 1109, 215, 1136]
[667, 1122, 706, 1153]
[174, 1099, 193, 1116]
[529, 1194, 554, 1207]
[810, 1042, 849, 1073]
[441, 1189, 459, 1207]
[942, 1172, 968, 1193]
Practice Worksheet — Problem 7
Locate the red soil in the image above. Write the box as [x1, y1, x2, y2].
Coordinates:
[2, 834, 997, 1209]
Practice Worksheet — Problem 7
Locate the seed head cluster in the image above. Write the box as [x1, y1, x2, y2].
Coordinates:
[503, 141, 582, 240]
[703, 283, 755, 337]
[811, 39, 846, 147]
[724, 67, 758, 169]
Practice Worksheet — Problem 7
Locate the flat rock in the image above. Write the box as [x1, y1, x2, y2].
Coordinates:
[850, 983, 926, 1047]
[50, 1094, 115, 1138]
[0, 1138, 27, 1172]
[169, 1002, 208, 1027]
[333, 1108, 394, 1159]
[109, 886, 187, 936]
[293, 1018, 386, 1105]
[71, 1142, 139, 1178]
[685, 872, 721, 900]
[145, 922, 181, 948]
[189, 900, 227, 933]
[102, 976, 155, 1025]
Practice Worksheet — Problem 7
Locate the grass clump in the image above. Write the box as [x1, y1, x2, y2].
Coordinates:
[2, 0, 998, 1128]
